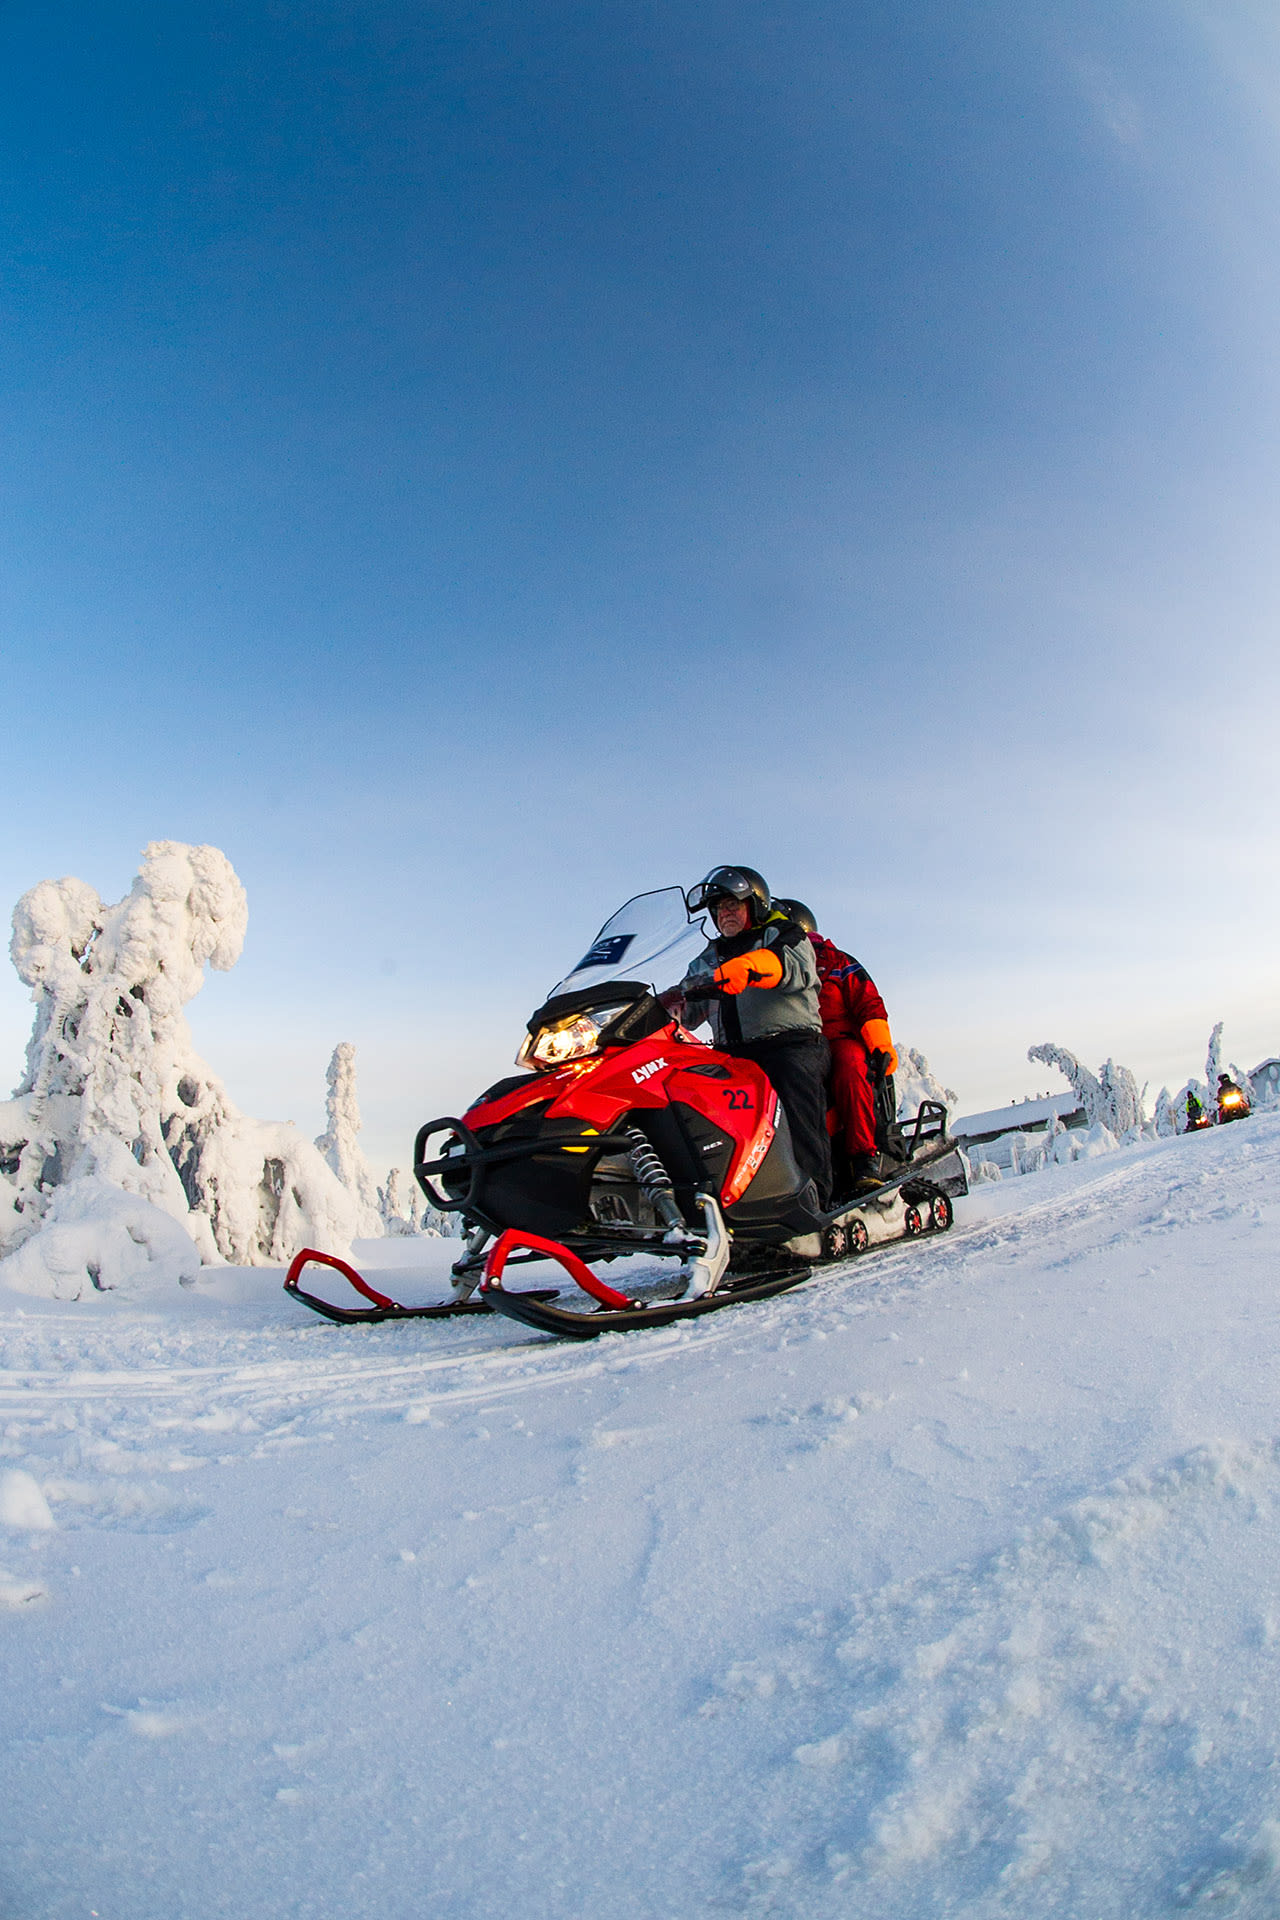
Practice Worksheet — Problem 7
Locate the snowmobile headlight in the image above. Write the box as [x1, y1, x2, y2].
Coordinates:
[518, 1003, 629, 1071]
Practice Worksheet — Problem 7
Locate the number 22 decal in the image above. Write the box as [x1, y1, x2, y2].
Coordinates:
[722, 1087, 754, 1111]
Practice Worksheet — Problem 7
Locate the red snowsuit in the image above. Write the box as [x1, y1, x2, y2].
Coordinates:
[808, 934, 893, 1159]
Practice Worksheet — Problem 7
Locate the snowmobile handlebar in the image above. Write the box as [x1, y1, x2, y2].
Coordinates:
[678, 978, 724, 1000]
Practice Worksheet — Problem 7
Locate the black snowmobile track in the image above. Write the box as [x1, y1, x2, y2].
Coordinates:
[482, 1264, 815, 1339]
[482, 1175, 958, 1339]
[828, 1142, 958, 1212]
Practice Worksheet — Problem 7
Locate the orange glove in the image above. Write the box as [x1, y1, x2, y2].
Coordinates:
[861, 1018, 898, 1074]
[713, 948, 784, 995]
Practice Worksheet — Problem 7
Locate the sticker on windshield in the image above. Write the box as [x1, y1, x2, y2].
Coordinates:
[573, 933, 635, 971]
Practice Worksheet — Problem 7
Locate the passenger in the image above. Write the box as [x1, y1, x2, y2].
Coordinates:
[664, 867, 832, 1208]
[773, 899, 897, 1194]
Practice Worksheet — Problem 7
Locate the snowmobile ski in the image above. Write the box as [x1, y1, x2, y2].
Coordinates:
[482, 1268, 816, 1339]
[479, 1225, 815, 1340]
[284, 1247, 559, 1326]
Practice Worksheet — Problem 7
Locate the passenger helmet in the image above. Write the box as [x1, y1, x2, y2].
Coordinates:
[686, 865, 772, 928]
[772, 897, 817, 935]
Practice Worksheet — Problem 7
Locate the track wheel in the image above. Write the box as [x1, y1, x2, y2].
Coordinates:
[904, 1204, 924, 1237]
[930, 1193, 953, 1232]
[849, 1217, 869, 1254]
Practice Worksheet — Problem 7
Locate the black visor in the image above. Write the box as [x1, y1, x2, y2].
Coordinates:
[686, 868, 755, 914]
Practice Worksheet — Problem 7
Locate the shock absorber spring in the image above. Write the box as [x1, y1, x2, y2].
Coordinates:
[625, 1126, 686, 1234]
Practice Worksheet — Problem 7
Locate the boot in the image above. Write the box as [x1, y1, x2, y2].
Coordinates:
[846, 1151, 885, 1194]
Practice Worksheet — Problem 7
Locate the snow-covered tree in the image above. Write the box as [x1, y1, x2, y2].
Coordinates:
[1043, 1104, 1065, 1157]
[1249, 1061, 1280, 1110]
[1, 843, 358, 1293]
[1026, 1044, 1102, 1125]
[1153, 1087, 1178, 1137]
[1027, 1043, 1144, 1136]
[377, 1166, 424, 1236]
[1166, 1024, 1239, 1129]
[1229, 1061, 1253, 1101]
[314, 1048, 459, 1238]
[1205, 1021, 1224, 1095]
[419, 1196, 451, 1237]
[1099, 1058, 1144, 1135]
[379, 1166, 410, 1235]
[894, 1048, 959, 1121]
[314, 1043, 383, 1237]
[377, 1165, 452, 1238]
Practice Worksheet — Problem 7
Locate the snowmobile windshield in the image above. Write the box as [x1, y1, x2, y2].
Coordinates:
[551, 888, 707, 999]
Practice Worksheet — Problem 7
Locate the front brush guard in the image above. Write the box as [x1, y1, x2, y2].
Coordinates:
[413, 1115, 636, 1225]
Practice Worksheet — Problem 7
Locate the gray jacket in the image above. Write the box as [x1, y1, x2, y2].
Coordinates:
[680, 914, 823, 1048]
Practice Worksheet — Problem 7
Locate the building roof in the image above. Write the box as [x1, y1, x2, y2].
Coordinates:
[952, 1091, 1084, 1141]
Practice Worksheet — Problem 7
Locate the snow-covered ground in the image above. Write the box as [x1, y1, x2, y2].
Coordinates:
[4, 1115, 1280, 1918]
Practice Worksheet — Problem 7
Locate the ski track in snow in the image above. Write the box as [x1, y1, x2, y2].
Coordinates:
[3, 1116, 1280, 1917]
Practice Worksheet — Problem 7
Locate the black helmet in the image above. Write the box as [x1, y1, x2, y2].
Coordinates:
[772, 897, 817, 935]
[686, 865, 771, 928]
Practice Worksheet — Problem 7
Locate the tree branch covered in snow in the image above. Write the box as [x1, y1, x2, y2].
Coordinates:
[1027, 1043, 1143, 1135]
[894, 1049, 958, 1121]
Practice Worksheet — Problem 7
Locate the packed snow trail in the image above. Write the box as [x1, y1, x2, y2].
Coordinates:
[3, 1119, 1280, 1916]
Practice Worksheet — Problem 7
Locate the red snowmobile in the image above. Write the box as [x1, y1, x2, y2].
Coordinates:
[1216, 1076, 1251, 1124]
[286, 890, 967, 1339]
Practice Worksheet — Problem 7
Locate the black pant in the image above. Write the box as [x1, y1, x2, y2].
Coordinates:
[729, 1031, 832, 1209]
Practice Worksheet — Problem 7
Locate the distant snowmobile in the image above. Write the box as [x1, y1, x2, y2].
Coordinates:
[1184, 1090, 1211, 1133]
[1216, 1075, 1251, 1125]
[286, 889, 967, 1338]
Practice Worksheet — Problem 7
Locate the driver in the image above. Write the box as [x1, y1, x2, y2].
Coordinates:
[1217, 1073, 1251, 1122]
[663, 866, 832, 1208]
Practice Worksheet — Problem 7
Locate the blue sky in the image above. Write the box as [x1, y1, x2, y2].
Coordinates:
[3, 0, 1279, 1170]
